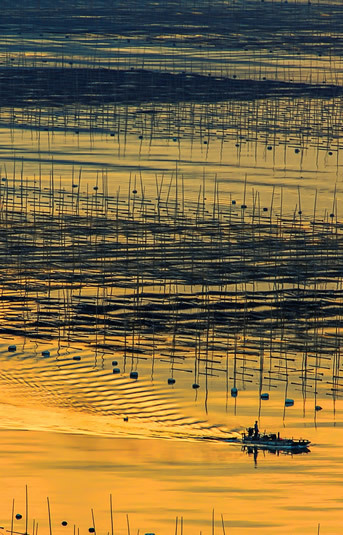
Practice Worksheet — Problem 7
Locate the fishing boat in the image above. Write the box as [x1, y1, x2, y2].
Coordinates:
[241, 423, 310, 452]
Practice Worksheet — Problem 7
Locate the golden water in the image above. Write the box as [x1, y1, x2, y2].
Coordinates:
[1, 1, 343, 533]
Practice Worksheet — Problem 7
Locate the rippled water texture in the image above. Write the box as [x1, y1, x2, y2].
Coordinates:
[1, 0, 343, 533]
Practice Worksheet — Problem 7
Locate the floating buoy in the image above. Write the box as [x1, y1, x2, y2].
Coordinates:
[130, 371, 138, 379]
[61, 521, 68, 526]
[295, 148, 300, 154]
[231, 387, 238, 397]
[260, 392, 269, 400]
[88, 528, 95, 533]
[113, 367, 120, 374]
[263, 207, 268, 212]
[42, 350, 50, 357]
[285, 398, 294, 407]
[8, 345, 16, 352]
[73, 356, 81, 361]
[112, 360, 118, 366]
[168, 378, 175, 385]
[232, 200, 236, 205]
[241, 204, 247, 209]
[315, 405, 322, 411]
[15, 514, 22, 520]
[123, 416, 128, 422]
[192, 383, 200, 389]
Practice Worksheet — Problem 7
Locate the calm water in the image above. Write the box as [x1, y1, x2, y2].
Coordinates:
[1, 1, 343, 533]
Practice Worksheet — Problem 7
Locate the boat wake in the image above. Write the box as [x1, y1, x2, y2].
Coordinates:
[0, 340, 239, 443]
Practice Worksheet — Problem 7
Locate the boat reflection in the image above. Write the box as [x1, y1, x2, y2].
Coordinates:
[242, 444, 311, 467]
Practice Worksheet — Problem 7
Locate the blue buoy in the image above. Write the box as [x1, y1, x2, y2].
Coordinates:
[8, 345, 16, 352]
[231, 387, 238, 397]
[113, 367, 120, 374]
[168, 378, 175, 385]
[15, 514, 22, 520]
[315, 405, 322, 411]
[72, 356, 81, 361]
[88, 528, 95, 533]
[42, 350, 50, 357]
[61, 521, 68, 526]
[112, 360, 118, 366]
[192, 383, 200, 389]
[285, 398, 294, 407]
[130, 371, 138, 379]
[260, 392, 269, 400]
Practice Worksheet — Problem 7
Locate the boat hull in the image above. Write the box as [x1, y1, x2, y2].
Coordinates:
[242, 440, 310, 452]
[241, 433, 310, 452]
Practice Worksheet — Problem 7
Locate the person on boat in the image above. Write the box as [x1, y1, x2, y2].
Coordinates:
[253, 420, 259, 439]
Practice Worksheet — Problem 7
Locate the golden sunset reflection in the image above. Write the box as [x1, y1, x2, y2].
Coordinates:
[0, 424, 343, 534]
[1, 0, 343, 532]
